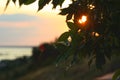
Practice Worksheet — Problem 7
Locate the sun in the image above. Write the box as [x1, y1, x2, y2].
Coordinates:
[78, 15, 87, 24]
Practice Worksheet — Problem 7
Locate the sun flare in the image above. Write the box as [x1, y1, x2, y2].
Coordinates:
[78, 15, 87, 24]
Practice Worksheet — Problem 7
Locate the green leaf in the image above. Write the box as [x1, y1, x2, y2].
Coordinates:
[112, 69, 120, 80]
[67, 22, 79, 31]
[19, 0, 25, 6]
[38, 0, 45, 11]
[58, 32, 70, 41]
[4, 0, 10, 11]
[66, 14, 73, 20]
[12, 0, 16, 4]
[59, 8, 69, 15]
[52, 0, 65, 8]
[24, 0, 36, 5]
[38, 0, 51, 11]
[52, 0, 59, 8]
[59, 0, 65, 7]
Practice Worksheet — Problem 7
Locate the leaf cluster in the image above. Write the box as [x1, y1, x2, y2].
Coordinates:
[5, 0, 65, 11]
[57, 0, 120, 69]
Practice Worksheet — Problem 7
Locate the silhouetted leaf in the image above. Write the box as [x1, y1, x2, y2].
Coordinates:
[59, 8, 69, 15]
[58, 32, 70, 41]
[4, 0, 10, 11]
[59, 0, 65, 7]
[38, 0, 45, 11]
[52, 0, 65, 8]
[12, 0, 16, 4]
[67, 22, 79, 31]
[66, 14, 73, 20]
[24, 0, 36, 5]
[38, 0, 51, 11]
[19, 0, 25, 6]
[52, 0, 59, 8]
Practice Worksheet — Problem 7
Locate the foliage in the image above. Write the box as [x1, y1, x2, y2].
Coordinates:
[112, 69, 120, 80]
[6, 0, 120, 69]
[5, 0, 65, 11]
[58, 0, 120, 69]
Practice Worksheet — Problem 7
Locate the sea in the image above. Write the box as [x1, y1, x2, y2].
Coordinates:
[0, 47, 32, 61]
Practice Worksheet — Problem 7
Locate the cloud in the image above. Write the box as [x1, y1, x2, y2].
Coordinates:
[0, 14, 39, 22]
[0, 14, 41, 28]
[0, 21, 38, 28]
[0, 26, 39, 46]
[0, 14, 43, 46]
[0, 13, 68, 46]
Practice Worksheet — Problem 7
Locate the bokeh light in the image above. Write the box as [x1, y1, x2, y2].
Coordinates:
[78, 15, 87, 25]
[92, 32, 100, 37]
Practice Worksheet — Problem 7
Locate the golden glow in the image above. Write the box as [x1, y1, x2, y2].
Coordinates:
[95, 33, 99, 37]
[92, 32, 100, 37]
[68, 36, 72, 42]
[78, 29, 81, 33]
[88, 4, 95, 10]
[78, 15, 87, 24]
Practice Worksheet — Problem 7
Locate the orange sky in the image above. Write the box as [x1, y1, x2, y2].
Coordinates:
[0, 0, 71, 46]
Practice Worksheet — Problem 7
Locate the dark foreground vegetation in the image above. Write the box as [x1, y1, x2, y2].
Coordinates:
[0, 43, 120, 80]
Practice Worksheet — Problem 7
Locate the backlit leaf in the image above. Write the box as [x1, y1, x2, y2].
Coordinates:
[24, 0, 36, 5]
[67, 22, 79, 31]
[19, 0, 25, 6]
[112, 69, 120, 80]
[38, 0, 51, 11]
[66, 14, 73, 20]
[59, 0, 65, 7]
[4, 0, 10, 11]
[59, 8, 69, 15]
[52, 0, 59, 8]
[52, 0, 65, 8]
[38, 0, 45, 11]
[12, 0, 16, 4]
[58, 32, 70, 42]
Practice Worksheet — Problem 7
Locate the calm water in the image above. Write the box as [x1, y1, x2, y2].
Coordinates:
[0, 47, 32, 61]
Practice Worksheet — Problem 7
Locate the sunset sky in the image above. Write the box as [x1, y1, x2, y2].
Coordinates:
[0, 0, 71, 46]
